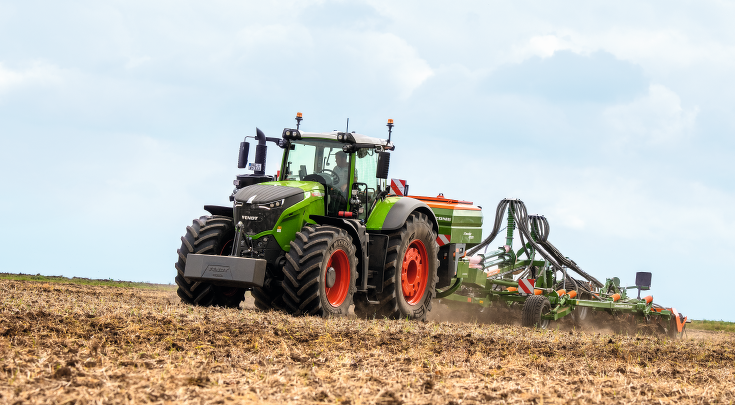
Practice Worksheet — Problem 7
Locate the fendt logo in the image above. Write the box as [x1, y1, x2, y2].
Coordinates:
[204, 265, 230, 277]
[242, 215, 259, 221]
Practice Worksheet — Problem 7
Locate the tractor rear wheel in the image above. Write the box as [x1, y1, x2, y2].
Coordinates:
[522, 295, 552, 329]
[356, 212, 439, 321]
[281, 225, 358, 317]
[175, 215, 245, 308]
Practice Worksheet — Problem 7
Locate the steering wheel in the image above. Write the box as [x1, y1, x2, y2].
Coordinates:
[320, 169, 340, 186]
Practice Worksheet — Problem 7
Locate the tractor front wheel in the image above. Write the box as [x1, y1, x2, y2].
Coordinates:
[281, 225, 357, 317]
[174, 215, 245, 308]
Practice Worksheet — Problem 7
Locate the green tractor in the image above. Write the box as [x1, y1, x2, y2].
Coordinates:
[175, 114, 481, 319]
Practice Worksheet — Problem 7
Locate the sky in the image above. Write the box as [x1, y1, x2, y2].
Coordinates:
[1, 1, 734, 321]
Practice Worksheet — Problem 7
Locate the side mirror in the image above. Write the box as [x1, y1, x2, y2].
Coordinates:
[238, 141, 250, 169]
[376, 152, 390, 179]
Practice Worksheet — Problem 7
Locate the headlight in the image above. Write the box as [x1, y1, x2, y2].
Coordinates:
[282, 128, 300, 139]
[254, 199, 284, 210]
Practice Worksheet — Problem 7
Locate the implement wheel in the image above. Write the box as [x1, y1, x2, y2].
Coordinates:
[356, 212, 439, 321]
[522, 295, 552, 329]
[281, 225, 357, 317]
[573, 305, 590, 324]
[174, 215, 245, 308]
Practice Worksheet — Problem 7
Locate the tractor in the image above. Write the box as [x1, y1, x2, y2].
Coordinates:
[175, 114, 480, 320]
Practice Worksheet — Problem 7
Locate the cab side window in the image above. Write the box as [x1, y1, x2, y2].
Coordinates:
[353, 148, 379, 220]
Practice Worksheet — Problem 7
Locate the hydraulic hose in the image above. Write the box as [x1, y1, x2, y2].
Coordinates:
[466, 199, 511, 256]
[467, 199, 603, 288]
[511, 201, 603, 288]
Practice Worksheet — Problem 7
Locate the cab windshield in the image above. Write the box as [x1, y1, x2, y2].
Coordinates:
[282, 140, 350, 191]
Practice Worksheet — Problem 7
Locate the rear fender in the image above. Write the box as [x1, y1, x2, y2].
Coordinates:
[367, 197, 439, 233]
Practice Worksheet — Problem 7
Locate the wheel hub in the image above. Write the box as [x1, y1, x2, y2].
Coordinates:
[401, 240, 428, 305]
[325, 249, 350, 307]
[326, 267, 336, 288]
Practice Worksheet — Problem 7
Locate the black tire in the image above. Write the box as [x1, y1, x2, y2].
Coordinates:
[281, 225, 358, 317]
[356, 212, 439, 321]
[571, 292, 592, 325]
[252, 267, 286, 312]
[522, 295, 551, 329]
[174, 215, 245, 308]
[572, 305, 590, 324]
[554, 277, 578, 293]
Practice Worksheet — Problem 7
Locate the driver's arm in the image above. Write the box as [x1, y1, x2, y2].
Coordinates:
[337, 167, 348, 192]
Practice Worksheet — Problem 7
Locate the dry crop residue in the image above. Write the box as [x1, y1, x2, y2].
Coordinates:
[0, 280, 733, 404]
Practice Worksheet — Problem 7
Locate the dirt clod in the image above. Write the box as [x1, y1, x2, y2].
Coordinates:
[52, 366, 72, 379]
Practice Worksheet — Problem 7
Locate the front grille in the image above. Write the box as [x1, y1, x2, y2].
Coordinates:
[234, 203, 288, 235]
[233, 184, 305, 236]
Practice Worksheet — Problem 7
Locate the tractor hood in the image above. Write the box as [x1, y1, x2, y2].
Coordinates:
[232, 184, 307, 237]
[233, 183, 304, 204]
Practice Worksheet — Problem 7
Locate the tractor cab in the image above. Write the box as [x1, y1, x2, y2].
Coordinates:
[278, 130, 392, 221]
[232, 114, 394, 223]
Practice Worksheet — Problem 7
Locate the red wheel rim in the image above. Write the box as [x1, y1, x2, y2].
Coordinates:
[325, 249, 350, 307]
[401, 239, 428, 305]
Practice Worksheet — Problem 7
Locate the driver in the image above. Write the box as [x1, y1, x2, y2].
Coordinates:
[334, 151, 350, 193]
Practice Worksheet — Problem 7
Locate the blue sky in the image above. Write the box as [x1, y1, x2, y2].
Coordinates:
[1, 1, 734, 321]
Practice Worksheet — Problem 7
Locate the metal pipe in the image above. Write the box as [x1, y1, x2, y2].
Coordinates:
[253, 128, 267, 175]
[482, 256, 512, 269]
[489, 279, 518, 287]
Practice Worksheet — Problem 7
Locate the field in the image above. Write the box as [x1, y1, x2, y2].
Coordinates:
[1, 278, 734, 404]
[688, 320, 735, 334]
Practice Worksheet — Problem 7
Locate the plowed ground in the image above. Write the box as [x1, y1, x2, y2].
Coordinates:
[1, 279, 733, 404]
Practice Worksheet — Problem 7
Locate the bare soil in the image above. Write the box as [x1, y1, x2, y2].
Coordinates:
[1, 279, 733, 404]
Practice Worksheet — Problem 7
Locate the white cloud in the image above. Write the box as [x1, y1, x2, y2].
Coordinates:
[0, 62, 62, 93]
[586, 28, 735, 72]
[603, 84, 698, 145]
[510, 34, 575, 62]
[346, 32, 434, 99]
[506, 28, 735, 76]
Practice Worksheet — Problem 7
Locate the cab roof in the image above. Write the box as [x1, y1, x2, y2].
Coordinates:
[296, 130, 393, 149]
